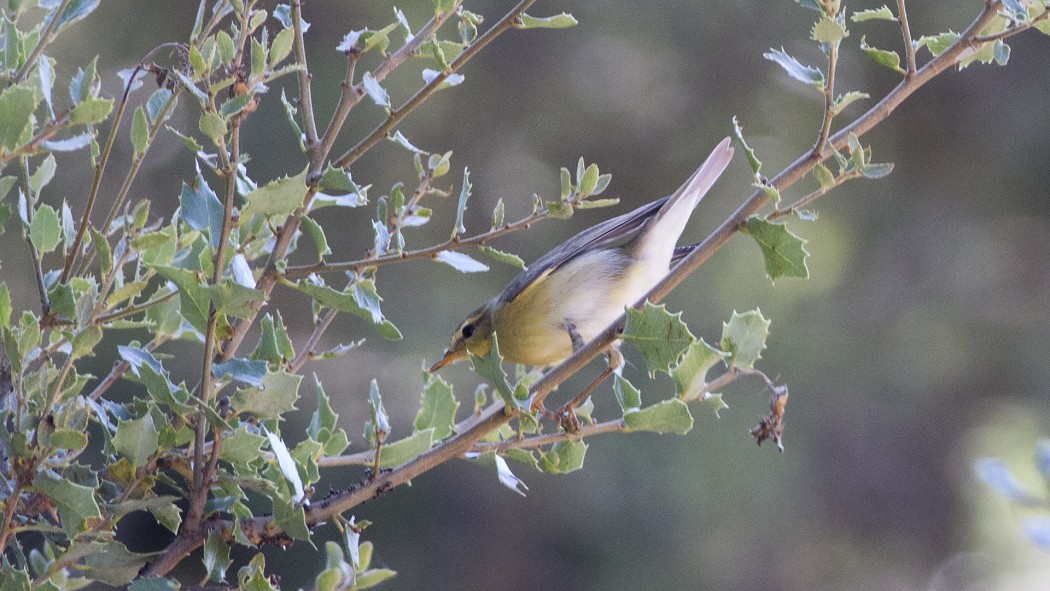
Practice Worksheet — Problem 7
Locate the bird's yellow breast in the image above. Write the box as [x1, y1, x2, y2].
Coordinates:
[491, 248, 664, 366]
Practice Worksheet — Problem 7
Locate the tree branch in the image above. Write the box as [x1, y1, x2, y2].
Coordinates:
[896, 0, 918, 76]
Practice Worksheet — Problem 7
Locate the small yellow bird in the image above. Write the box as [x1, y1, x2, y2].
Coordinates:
[429, 137, 734, 373]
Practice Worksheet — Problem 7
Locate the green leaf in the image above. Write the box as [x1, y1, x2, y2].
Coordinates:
[70, 325, 102, 358]
[577, 162, 599, 197]
[0, 83, 37, 150]
[539, 440, 587, 474]
[469, 333, 519, 408]
[287, 278, 401, 340]
[119, 345, 194, 413]
[208, 280, 264, 318]
[915, 31, 960, 57]
[361, 71, 390, 109]
[269, 26, 295, 65]
[517, 12, 578, 29]
[240, 169, 307, 221]
[852, 5, 896, 22]
[80, 541, 156, 587]
[811, 15, 848, 45]
[213, 358, 267, 387]
[362, 378, 390, 444]
[221, 426, 267, 466]
[831, 91, 870, 115]
[354, 568, 398, 590]
[307, 375, 338, 438]
[621, 302, 696, 376]
[478, 245, 525, 269]
[129, 578, 180, 591]
[52, 0, 101, 31]
[414, 374, 458, 440]
[859, 36, 905, 74]
[29, 204, 62, 253]
[0, 283, 10, 330]
[89, 226, 112, 276]
[31, 471, 100, 535]
[130, 105, 149, 157]
[763, 48, 825, 87]
[151, 266, 209, 333]
[813, 162, 836, 190]
[613, 374, 641, 412]
[451, 167, 470, 237]
[742, 216, 810, 282]
[199, 111, 226, 144]
[374, 428, 435, 467]
[721, 309, 771, 370]
[546, 201, 574, 219]
[69, 97, 113, 125]
[179, 171, 224, 249]
[624, 399, 694, 434]
[301, 215, 331, 259]
[731, 116, 762, 176]
[671, 338, 728, 402]
[113, 413, 160, 468]
[232, 370, 302, 419]
[574, 197, 620, 210]
[435, 250, 489, 273]
[29, 154, 56, 194]
[49, 428, 88, 450]
[219, 93, 254, 119]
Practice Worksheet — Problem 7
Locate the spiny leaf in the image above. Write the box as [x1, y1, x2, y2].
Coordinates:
[414, 374, 459, 439]
[539, 440, 587, 474]
[240, 170, 308, 222]
[517, 12, 578, 29]
[622, 302, 696, 376]
[831, 91, 870, 115]
[852, 6, 896, 22]
[859, 35, 905, 74]
[742, 216, 810, 282]
[671, 339, 728, 402]
[624, 399, 694, 435]
[721, 309, 771, 370]
[763, 48, 825, 87]
[811, 15, 848, 45]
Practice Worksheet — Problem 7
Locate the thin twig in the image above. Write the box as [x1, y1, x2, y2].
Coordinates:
[973, 5, 1050, 43]
[283, 208, 548, 279]
[896, 0, 918, 75]
[11, 0, 71, 83]
[291, 0, 319, 149]
[20, 158, 51, 316]
[95, 289, 178, 324]
[333, 0, 534, 170]
[813, 20, 840, 158]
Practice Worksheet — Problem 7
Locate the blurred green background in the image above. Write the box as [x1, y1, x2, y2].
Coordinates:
[7, 1, 1050, 589]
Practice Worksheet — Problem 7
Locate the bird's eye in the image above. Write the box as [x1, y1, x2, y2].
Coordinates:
[461, 323, 475, 338]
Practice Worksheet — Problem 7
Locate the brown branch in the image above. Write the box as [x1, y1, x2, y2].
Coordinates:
[333, 0, 535, 171]
[291, 0, 319, 149]
[896, 0, 918, 76]
[283, 208, 548, 279]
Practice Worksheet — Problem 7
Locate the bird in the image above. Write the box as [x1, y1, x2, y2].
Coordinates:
[429, 137, 734, 377]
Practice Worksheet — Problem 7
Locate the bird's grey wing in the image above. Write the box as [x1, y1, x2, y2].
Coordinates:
[495, 196, 669, 306]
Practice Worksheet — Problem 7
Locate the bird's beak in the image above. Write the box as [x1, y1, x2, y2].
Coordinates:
[428, 349, 463, 373]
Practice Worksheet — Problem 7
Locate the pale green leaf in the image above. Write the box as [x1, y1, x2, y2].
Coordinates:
[29, 204, 62, 253]
[721, 309, 771, 369]
[859, 35, 905, 74]
[624, 399, 694, 434]
[414, 374, 458, 439]
[742, 216, 810, 282]
[240, 170, 308, 221]
[763, 48, 825, 87]
[621, 302, 696, 376]
[671, 339, 728, 402]
[113, 413, 161, 467]
[232, 370, 302, 419]
[517, 12, 578, 29]
[852, 5, 896, 22]
[374, 428, 434, 467]
[539, 440, 587, 474]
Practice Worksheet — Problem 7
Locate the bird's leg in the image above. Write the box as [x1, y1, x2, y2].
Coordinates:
[556, 340, 624, 433]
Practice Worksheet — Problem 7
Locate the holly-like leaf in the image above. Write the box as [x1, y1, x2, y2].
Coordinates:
[79, 541, 156, 587]
[742, 216, 810, 282]
[179, 171, 224, 249]
[469, 333, 520, 408]
[32, 471, 101, 536]
[624, 399, 694, 435]
[232, 370, 302, 419]
[831, 91, 870, 115]
[113, 412, 160, 467]
[0, 84, 38, 149]
[29, 204, 62, 253]
[613, 374, 641, 413]
[671, 339, 728, 402]
[859, 36, 905, 74]
[915, 31, 960, 57]
[811, 14, 848, 45]
[478, 246, 525, 269]
[721, 309, 771, 369]
[763, 48, 825, 87]
[414, 374, 459, 440]
[494, 453, 528, 496]
[361, 71, 390, 109]
[852, 5, 896, 22]
[622, 302, 696, 376]
[732, 116, 762, 176]
[131, 105, 148, 157]
[367, 378, 390, 441]
[539, 440, 587, 474]
[265, 428, 306, 505]
[203, 530, 233, 583]
[212, 358, 268, 387]
[240, 170, 308, 222]
[373, 428, 435, 467]
[287, 278, 402, 340]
